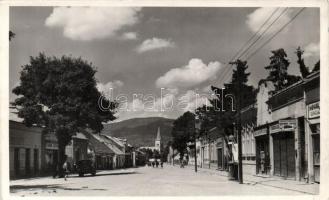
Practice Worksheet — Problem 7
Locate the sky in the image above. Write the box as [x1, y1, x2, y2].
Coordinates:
[9, 7, 320, 122]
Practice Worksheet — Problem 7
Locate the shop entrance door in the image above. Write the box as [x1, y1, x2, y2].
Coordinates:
[217, 148, 223, 169]
[273, 132, 295, 178]
[14, 148, 20, 176]
[313, 134, 320, 182]
[256, 136, 270, 174]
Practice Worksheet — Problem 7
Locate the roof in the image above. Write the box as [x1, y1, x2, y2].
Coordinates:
[81, 129, 115, 155]
[103, 135, 125, 148]
[270, 80, 303, 98]
[303, 70, 320, 84]
[101, 135, 125, 155]
[72, 132, 87, 140]
[199, 127, 223, 141]
[9, 120, 43, 133]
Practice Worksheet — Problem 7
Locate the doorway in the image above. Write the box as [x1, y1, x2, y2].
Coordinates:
[273, 132, 295, 178]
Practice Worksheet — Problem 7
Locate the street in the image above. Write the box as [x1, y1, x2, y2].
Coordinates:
[10, 164, 314, 196]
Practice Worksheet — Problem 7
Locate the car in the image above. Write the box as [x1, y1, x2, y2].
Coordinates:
[76, 160, 96, 177]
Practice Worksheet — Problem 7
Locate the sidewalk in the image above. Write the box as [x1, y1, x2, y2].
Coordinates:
[10, 168, 136, 186]
[176, 164, 319, 195]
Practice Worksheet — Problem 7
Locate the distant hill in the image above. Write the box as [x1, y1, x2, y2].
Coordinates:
[101, 117, 174, 147]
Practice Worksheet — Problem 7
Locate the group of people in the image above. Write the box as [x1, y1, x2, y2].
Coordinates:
[148, 159, 163, 168]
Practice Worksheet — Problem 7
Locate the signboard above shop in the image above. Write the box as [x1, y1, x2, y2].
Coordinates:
[270, 119, 296, 134]
[308, 101, 320, 119]
[254, 128, 267, 137]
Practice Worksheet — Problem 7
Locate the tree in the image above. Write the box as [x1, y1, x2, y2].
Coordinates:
[265, 48, 300, 91]
[161, 141, 172, 162]
[9, 31, 15, 41]
[171, 111, 195, 158]
[229, 59, 256, 108]
[312, 60, 320, 72]
[12, 53, 118, 176]
[295, 47, 310, 78]
[194, 60, 255, 164]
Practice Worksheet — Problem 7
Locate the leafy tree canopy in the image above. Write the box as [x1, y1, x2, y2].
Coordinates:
[265, 48, 301, 91]
[171, 111, 195, 157]
[12, 53, 118, 171]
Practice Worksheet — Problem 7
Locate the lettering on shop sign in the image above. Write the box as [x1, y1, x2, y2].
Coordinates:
[308, 101, 320, 119]
[270, 119, 296, 134]
[254, 128, 267, 137]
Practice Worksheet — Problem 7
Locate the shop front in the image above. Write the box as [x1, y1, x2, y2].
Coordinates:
[254, 126, 270, 175]
[303, 70, 320, 183]
[306, 101, 320, 183]
[270, 119, 297, 178]
[43, 133, 58, 173]
[216, 138, 227, 170]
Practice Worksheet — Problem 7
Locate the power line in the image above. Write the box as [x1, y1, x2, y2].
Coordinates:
[214, 8, 287, 87]
[231, 8, 280, 61]
[219, 7, 303, 87]
[245, 7, 306, 61]
[237, 7, 290, 61]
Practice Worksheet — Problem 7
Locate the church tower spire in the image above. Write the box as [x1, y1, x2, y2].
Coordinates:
[155, 127, 161, 152]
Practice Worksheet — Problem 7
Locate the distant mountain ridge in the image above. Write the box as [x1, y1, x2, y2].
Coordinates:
[102, 117, 174, 147]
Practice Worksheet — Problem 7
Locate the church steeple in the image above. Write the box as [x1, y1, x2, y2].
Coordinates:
[156, 127, 161, 141]
[155, 127, 161, 152]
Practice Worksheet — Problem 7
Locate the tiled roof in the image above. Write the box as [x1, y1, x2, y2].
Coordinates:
[101, 135, 125, 155]
[81, 130, 115, 155]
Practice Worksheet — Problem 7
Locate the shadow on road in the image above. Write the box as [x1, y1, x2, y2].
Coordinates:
[10, 184, 107, 193]
[68, 171, 139, 178]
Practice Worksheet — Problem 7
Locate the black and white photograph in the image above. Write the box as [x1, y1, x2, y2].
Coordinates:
[0, 1, 328, 198]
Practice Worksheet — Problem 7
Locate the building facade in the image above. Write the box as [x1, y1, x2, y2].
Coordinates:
[9, 120, 43, 179]
[240, 104, 257, 175]
[303, 71, 320, 183]
[65, 132, 89, 165]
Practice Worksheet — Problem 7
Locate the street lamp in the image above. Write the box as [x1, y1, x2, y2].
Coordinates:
[194, 116, 201, 173]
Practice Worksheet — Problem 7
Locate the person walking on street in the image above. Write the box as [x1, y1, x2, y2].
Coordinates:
[62, 156, 70, 181]
[160, 160, 163, 168]
[52, 161, 59, 178]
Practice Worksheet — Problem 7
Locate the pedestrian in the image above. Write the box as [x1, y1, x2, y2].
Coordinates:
[155, 160, 159, 168]
[152, 161, 155, 168]
[62, 156, 70, 181]
[160, 160, 163, 168]
[52, 161, 58, 178]
[180, 158, 184, 168]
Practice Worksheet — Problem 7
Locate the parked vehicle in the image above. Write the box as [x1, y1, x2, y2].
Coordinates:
[76, 160, 96, 177]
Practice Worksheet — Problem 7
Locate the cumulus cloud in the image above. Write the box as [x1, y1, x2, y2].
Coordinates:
[246, 7, 293, 35]
[97, 80, 124, 99]
[45, 7, 141, 41]
[178, 90, 210, 112]
[136, 37, 175, 53]
[156, 58, 222, 89]
[121, 32, 138, 40]
[304, 42, 320, 58]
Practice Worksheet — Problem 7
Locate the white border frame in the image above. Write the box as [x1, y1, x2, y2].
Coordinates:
[0, 1, 328, 200]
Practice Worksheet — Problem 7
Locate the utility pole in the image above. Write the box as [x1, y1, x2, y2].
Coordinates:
[194, 135, 197, 173]
[230, 60, 243, 184]
[194, 116, 201, 173]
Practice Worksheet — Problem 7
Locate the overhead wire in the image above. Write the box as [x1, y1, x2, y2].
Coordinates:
[245, 7, 306, 61]
[213, 7, 290, 87]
